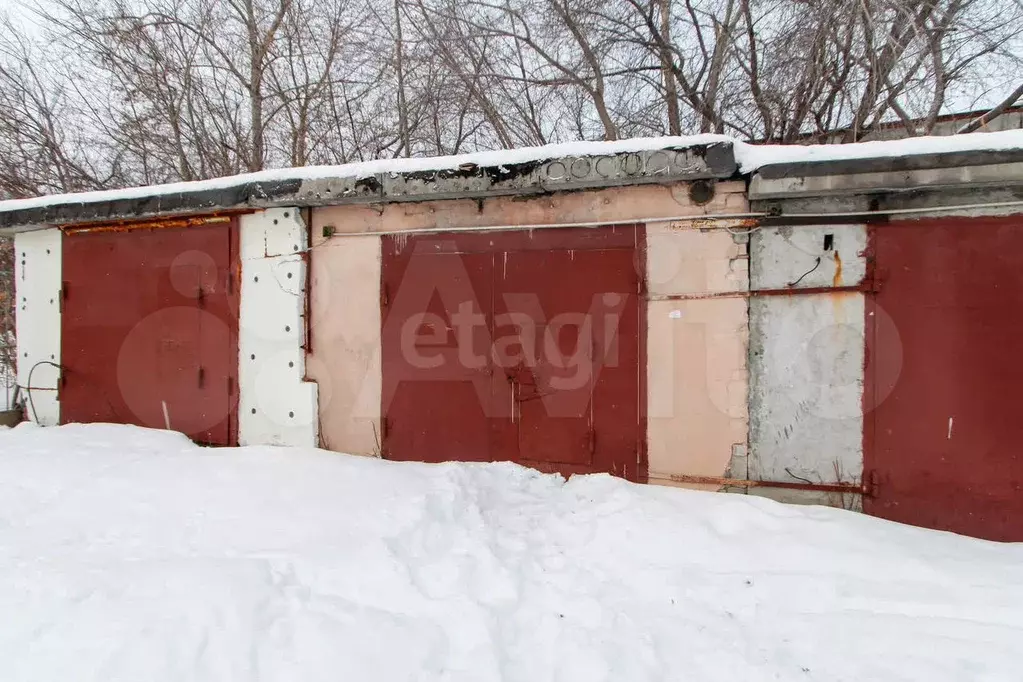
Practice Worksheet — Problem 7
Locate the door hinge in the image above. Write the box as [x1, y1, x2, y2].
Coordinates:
[381, 283, 390, 309]
[588, 428, 596, 455]
[866, 263, 886, 294]
[226, 375, 234, 396]
[864, 469, 880, 498]
[59, 281, 68, 313]
[198, 366, 206, 389]
[196, 287, 206, 308]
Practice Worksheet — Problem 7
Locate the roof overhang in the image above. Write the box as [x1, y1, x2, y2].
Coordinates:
[0, 140, 737, 235]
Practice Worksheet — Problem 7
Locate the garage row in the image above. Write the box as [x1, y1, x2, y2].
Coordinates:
[7, 137, 1023, 540]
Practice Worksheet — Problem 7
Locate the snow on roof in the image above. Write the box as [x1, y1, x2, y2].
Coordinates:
[736, 128, 1023, 172]
[0, 134, 731, 215]
[0, 129, 1022, 226]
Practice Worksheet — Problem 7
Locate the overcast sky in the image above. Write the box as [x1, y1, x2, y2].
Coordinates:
[1, 0, 1018, 121]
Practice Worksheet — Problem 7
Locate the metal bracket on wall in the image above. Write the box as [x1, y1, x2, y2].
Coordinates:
[866, 269, 887, 294]
[649, 283, 869, 303]
[863, 470, 881, 498]
[656, 473, 872, 496]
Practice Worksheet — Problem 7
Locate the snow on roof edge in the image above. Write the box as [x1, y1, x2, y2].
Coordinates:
[0, 134, 731, 215]
[734, 128, 1023, 173]
[2, 129, 1022, 217]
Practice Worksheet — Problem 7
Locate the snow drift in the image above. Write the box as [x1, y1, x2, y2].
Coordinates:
[1, 423, 1021, 682]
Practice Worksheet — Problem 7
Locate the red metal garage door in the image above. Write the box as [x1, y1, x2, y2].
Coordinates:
[381, 226, 645, 480]
[865, 217, 1023, 541]
[61, 220, 239, 445]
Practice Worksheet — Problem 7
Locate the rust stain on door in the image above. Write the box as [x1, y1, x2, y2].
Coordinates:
[61, 220, 239, 445]
[864, 216, 1023, 541]
[380, 226, 644, 481]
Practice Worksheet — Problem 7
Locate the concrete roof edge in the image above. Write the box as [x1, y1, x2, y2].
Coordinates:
[753, 148, 1023, 180]
[749, 160, 1023, 202]
[0, 142, 737, 234]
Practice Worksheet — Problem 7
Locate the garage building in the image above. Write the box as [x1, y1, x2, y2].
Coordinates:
[3, 133, 1023, 540]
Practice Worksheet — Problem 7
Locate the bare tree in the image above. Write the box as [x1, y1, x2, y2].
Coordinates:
[958, 82, 1023, 134]
[1, 0, 1021, 174]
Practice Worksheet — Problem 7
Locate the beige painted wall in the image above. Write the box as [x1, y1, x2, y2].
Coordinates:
[306, 234, 382, 455]
[308, 182, 750, 476]
[314, 182, 746, 234]
[646, 221, 749, 486]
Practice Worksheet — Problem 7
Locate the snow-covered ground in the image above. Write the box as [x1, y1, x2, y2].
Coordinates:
[1, 423, 1021, 682]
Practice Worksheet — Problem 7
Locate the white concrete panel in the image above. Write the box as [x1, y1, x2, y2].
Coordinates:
[14, 228, 62, 425]
[748, 293, 864, 494]
[238, 208, 318, 447]
[751, 224, 866, 290]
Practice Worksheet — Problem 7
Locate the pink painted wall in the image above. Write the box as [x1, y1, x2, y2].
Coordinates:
[307, 182, 750, 484]
[306, 235, 382, 455]
[646, 219, 749, 485]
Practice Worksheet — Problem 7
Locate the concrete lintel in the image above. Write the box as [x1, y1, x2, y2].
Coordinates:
[749, 161, 1023, 200]
[752, 184, 1023, 219]
[754, 148, 1023, 180]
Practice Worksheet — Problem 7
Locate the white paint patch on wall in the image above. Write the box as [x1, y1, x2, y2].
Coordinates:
[238, 208, 318, 447]
[748, 223, 867, 507]
[14, 229, 62, 425]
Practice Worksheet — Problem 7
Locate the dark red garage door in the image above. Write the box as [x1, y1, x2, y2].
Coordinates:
[865, 217, 1023, 541]
[61, 220, 239, 445]
[381, 226, 645, 480]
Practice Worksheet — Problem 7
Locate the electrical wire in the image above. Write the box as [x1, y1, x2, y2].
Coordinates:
[291, 198, 1023, 248]
[787, 257, 822, 287]
[25, 360, 61, 424]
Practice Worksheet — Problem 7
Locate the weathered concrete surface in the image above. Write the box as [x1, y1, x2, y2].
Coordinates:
[0, 143, 737, 234]
[748, 294, 865, 509]
[315, 182, 747, 235]
[752, 155, 1023, 188]
[751, 224, 866, 290]
[747, 223, 867, 507]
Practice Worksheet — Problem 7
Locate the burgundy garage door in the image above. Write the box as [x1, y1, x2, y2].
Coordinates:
[61, 220, 239, 445]
[865, 217, 1023, 541]
[381, 226, 645, 481]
